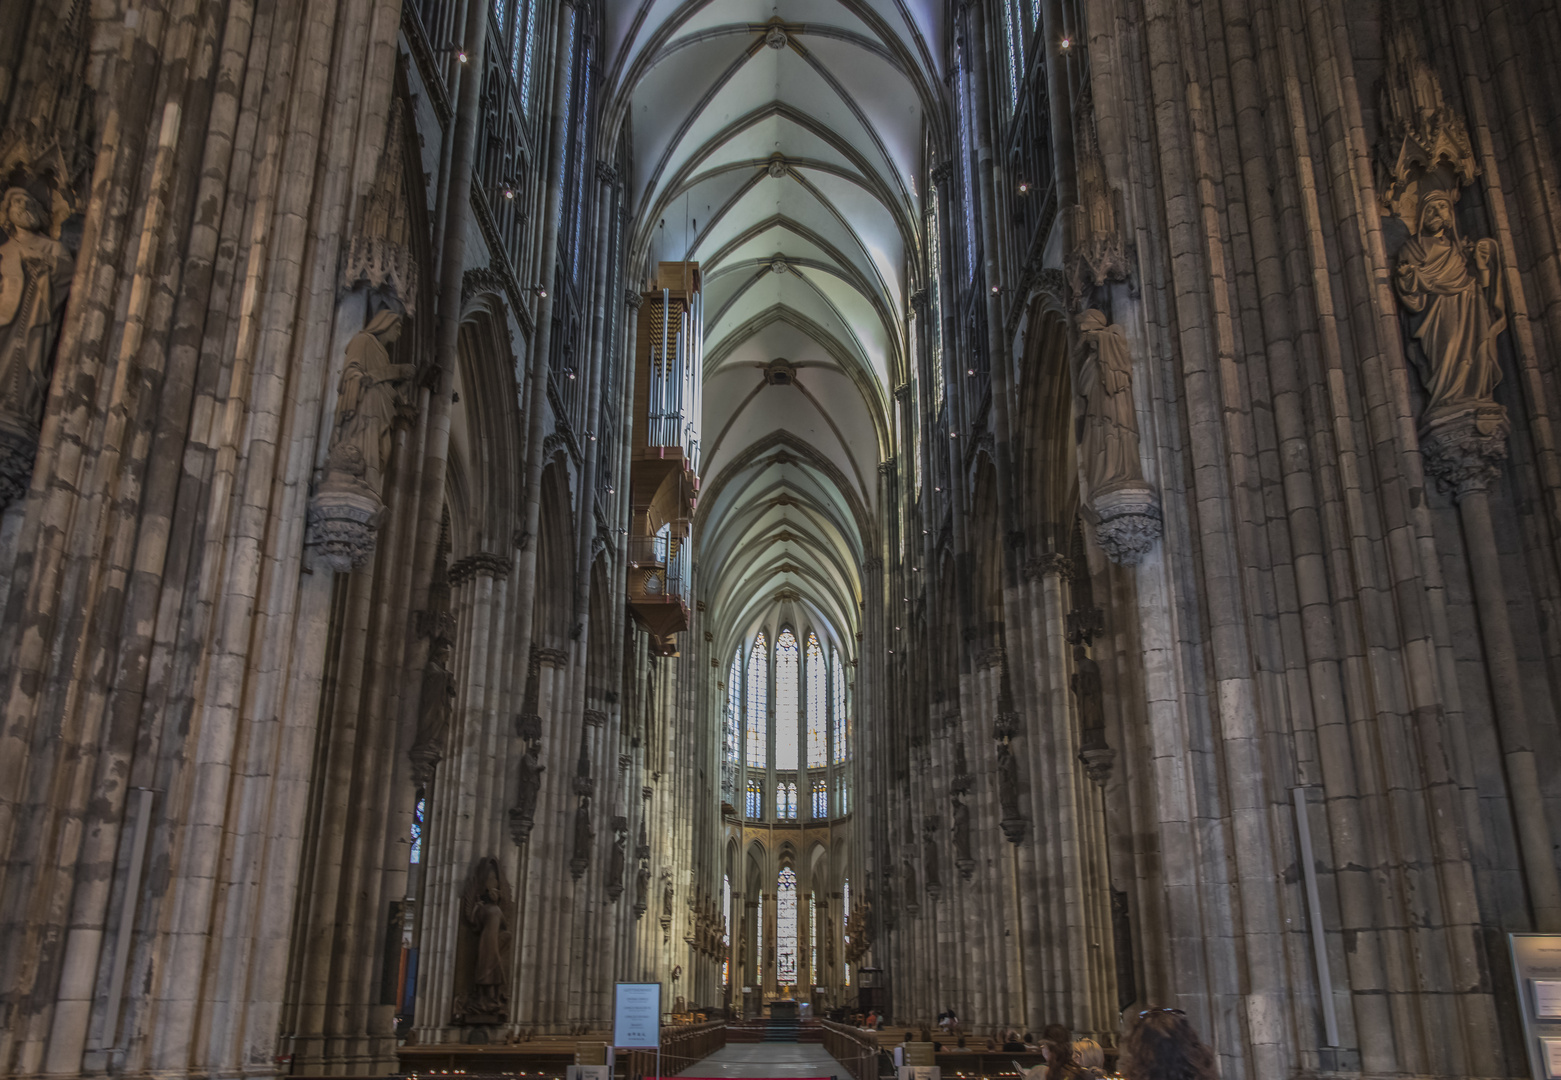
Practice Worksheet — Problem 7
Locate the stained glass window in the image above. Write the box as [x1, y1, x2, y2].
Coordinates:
[777, 868, 798, 986]
[835, 774, 848, 815]
[410, 794, 425, 863]
[957, 50, 978, 281]
[810, 893, 818, 981]
[842, 878, 851, 986]
[723, 874, 732, 987]
[812, 777, 827, 818]
[806, 633, 826, 767]
[727, 651, 741, 765]
[777, 781, 797, 819]
[747, 633, 768, 767]
[832, 649, 847, 764]
[570, 44, 592, 277]
[776, 629, 799, 770]
[1003, 2, 1023, 109]
[929, 199, 945, 409]
[518, 1, 536, 111]
[746, 779, 762, 819]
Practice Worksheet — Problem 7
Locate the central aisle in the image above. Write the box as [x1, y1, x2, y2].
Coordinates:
[679, 1044, 852, 1079]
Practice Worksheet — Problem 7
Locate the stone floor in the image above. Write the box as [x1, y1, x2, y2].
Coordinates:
[680, 1043, 851, 1080]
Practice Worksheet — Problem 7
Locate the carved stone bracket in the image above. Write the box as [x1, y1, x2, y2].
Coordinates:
[306, 486, 383, 572]
[1089, 483, 1163, 565]
[999, 816, 1028, 844]
[992, 711, 1020, 741]
[0, 415, 38, 509]
[1419, 402, 1510, 500]
[1079, 745, 1117, 788]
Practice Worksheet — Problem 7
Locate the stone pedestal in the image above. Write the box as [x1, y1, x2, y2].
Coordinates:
[1088, 482, 1162, 565]
[306, 481, 384, 572]
[0, 412, 39, 509]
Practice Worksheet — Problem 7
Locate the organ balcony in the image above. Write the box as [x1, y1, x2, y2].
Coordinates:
[627, 262, 703, 655]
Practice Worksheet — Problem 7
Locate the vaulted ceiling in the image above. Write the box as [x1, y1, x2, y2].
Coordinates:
[603, 0, 944, 660]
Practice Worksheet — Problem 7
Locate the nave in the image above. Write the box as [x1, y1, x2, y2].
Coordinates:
[2, 1, 1561, 1080]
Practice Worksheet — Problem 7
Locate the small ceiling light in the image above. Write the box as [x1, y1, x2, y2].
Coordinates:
[894, 626, 900, 631]
[1018, 180, 1031, 194]
[991, 284, 1001, 294]
[503, 184, 515, 200]
[950, 431, 958, 438]
[1060, 36, 1072, 50]
[533, 284, 548, 298]
[967, 367, 975, 376]
[456, 48, 469, 63]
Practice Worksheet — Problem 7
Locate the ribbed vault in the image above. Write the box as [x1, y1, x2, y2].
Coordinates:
[605, 0, 942, 656]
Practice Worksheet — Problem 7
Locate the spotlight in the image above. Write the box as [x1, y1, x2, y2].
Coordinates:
[991, 284, 1001, 294]
[1018, 180, 1031, 194]
[1060, 36, 1072, 50]
[503, 184, 515, 200]
[950, 431, 958, 438]
[457, 49, 469, 63]
[967, 367, 975, 375]
[532, 284, 548, 298]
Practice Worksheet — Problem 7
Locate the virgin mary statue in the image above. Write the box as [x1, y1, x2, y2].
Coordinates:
[325, 309, 415, 495]
[1394, 190, 1505, 416]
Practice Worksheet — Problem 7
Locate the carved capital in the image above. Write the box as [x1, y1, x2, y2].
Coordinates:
[1419, 402, 1510, 500]
[625, 289, 644, 309]
[584, 708, 608, 727]
[930, 162, 953, 186]
[1025, 551, 1074, 581]
[536, 647, 570, 669]
[975, 646, 1006, 671]
[909, 288, 929, 314]
[449, 551, 514, 585]
[596, 161, 620, 185]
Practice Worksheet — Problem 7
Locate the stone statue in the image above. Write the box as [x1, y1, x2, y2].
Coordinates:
[1075, 307, 1143, 495]
[923, 827, 941, 895]
[951, 796, 972, 865]
[1072, 644, 1116, 785]
[0, 187, 74, 507]
[825, 915, 836, 968]
[570, 796, 594, 878]
[325, 310, 415, 495]
[409, 634, 456, 784]
[454, 856, 512, 1024]
[996, 740, 1021, 820]
[1394, 190, 1506, 417]
[662, 870, 675, 918]
[508, 741, 545, 846]
[634, 861, 651, 918]
[607, 826, 627, 901]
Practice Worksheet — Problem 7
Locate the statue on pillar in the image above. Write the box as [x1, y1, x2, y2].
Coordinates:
[453, 856, 513, 1024]
[996, 740, 1027, 843]
[409, 632, 456, 784]
[634, 861, 651, 918]
[508, 739, 546, 846]
[606, 819, 627, 901]
[0, 186, 74, 507]
[1071, 645, 1116, 786]
[1075, 308, 1161, 564]
[307, 309, 417, 571]
[951, 795, 974, 880]
[570, 795, 594, 879]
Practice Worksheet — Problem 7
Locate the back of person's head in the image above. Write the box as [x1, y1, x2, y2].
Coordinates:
[1023, 1034, 1035, 1044]
[957, 1036, 967, 1048]
[1042, 1024, 1071, 1044]
[1121, 1008, 1217, 1080]
[905, 1032, 914, 1042]
[1072, 1039, 1105, 1070]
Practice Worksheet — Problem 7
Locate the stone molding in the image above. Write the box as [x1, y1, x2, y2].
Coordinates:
[625, 289, 644, 309]
[583, 709, 607, 727]
[535, 647, 570, 669]
[340, 235, 419, 314]
[1025, 551, 1074, 581]
[0, 415, 38, 510]
[461, 266, 507, 305]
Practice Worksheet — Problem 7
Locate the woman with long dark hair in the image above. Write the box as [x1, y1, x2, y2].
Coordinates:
[1120, 1008, 1218, 1080]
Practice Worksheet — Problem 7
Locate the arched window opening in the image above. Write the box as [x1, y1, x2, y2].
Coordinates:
[726, 650, 741, 766]
[811, 777, 827, 819]
[832, 649, 847, 764]
[842, 878, 852, 986]
[409, 793, 426, 863]
[746, 779, 763, 819]
[777, 781, 797, 819]
[775, 629, 800, 770]
[723, 873, 732, 988]
[777, 867, 798, 986]
[835, 774, 848, 815]
[806, 633, 826, 768]
[747, 633, 768, 767]
[810, 892, 818, 982]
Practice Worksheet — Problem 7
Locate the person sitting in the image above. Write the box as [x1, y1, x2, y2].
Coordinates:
[1120, 1008, 1216, 1080]
[1040, 1025, 1081, 1080]
[1022, 1033, 1039, 1051]
[1072, 1039, 1106, 1080]
[938, 1006, 959, 1032]
[1003, 1030, 1028, 1052]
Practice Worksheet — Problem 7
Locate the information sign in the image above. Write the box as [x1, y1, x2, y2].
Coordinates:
[613, 982, 661, 1048]
[1511, 934, 1561, 1080]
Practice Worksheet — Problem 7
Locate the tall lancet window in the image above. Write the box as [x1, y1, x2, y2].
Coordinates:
[806, 633, 826, 767]
[842, 877, 851, 986]
[723, 873, 732, 987]
[747, 633, 768, 767]
[726, 651, 741, 766]
[775, 629, 800, 770]
[777, 781, 797, 819]
[746, 779, 762, 819]
[777, 867, 798, 986]
[832, 648, 847, 764]
[811, 776, 827, 818]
